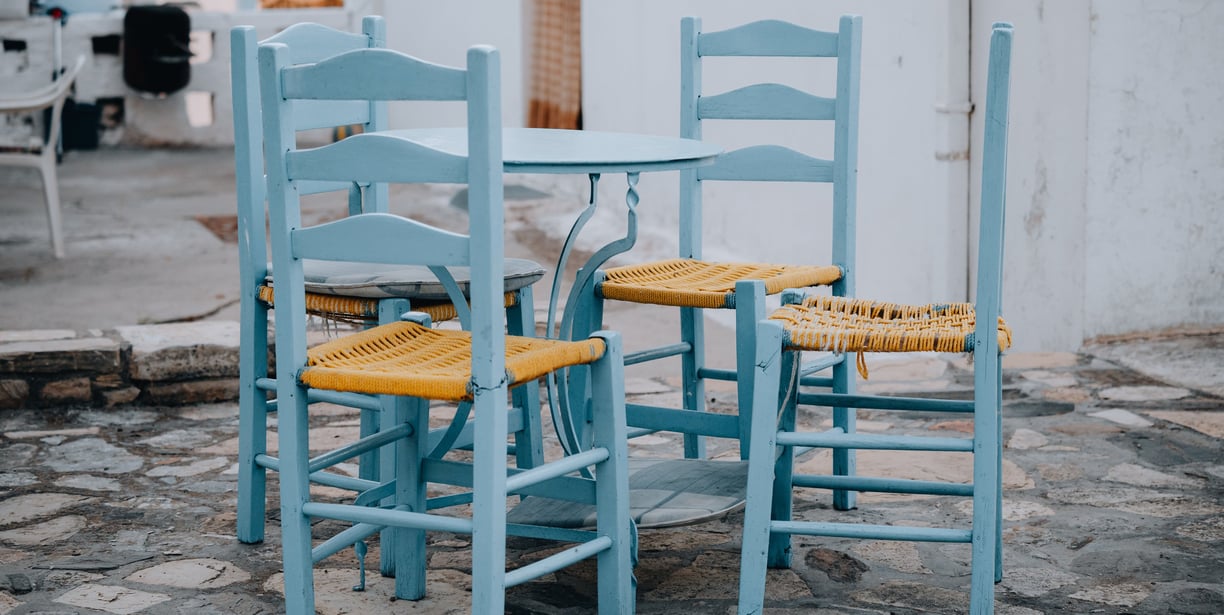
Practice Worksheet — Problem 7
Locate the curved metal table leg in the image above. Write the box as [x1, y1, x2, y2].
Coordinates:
[549, 173, 640, 455]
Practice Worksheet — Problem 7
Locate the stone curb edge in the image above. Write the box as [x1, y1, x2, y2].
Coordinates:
[0, 321, 241, 409]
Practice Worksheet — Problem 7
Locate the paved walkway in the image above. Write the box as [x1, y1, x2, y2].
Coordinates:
[1, 149, 1222, 613]
[0, 344, 1221, 614]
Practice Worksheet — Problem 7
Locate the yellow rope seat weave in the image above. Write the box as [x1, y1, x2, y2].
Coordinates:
[301, 321, 606, 402]
[772, 295, 1012, 379]
[257, 286, 516, 326]
[599, 258, 843, 309]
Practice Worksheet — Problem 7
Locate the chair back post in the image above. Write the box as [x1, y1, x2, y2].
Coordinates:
[831, 15, 862, 298]
[257, 40, 317, 611]
[459, 49, 509, 613]
[361, 15, 390, 213]
[678, 16, 702, 259]
[463, 45, 507, 397]
[259, 42, 311, 378]
[973, 23, 1013, 362]
[231, 26, 266, 320]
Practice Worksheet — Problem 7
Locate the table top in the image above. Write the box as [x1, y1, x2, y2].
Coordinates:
[383, 127, 721, 174]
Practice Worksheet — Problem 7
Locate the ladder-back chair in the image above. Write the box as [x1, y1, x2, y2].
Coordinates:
[590, 17, 861, 473]
[231, 18, 545, 552]
[259, 40, 634, 613]
[738, 23, 1015, 615]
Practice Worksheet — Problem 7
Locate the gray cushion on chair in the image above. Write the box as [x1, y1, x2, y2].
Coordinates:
[267, 258, 546, 300]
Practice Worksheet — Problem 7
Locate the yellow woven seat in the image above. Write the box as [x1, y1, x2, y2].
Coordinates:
[257, 285, 516, 325]
[302, 321, 606, 402]
[771, 295, 1012, 378]
[599, 258, 843, 309]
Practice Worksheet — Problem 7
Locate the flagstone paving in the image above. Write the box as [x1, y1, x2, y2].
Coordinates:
[0, 343, 1219, 614]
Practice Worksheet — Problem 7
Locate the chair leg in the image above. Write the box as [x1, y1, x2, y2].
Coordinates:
[470, 387, 510, 613]
[376, 301, 412, 580]
[766, 349, 799, 569]
[236, 300, 269, 544]
[831, 355, 857, 511]
[38, 154, 65, 259]
[590, 331, 635, 613]
[970, 352, 1002, 613]
[738, 320, 786, 614]
[278, 390, 317, 615]
[368, 299, 411, 486]
[734, 281, 767, 459]
[994, 362, 1004, 583]
[389, 395, 428, 599]
[679, 304, 706, 458]
[508, 287, 544, 468]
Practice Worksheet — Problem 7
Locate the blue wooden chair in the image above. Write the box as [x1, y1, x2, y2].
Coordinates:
[258, 40, 634, 613]
[588, 17, 861, 472]
[738, 23, 1015, 615]
[230, 18, 546, 551]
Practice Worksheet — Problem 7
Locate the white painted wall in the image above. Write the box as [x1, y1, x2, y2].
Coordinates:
[585, 0, 1224, 351]
[972, 0, 1224, 348]
[580, 1, 971, 311]
[969, 1, 1092, 351]
[378, 0, 526, 131]
[1080, 0, 1224, 340]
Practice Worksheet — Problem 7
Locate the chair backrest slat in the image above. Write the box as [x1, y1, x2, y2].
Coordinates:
[697, 145, 833, 183]
[287, 133, 470, 184]
[698, 19, 840, 57]
[291, 213, 471, 266]
[698, 84, 836, 121]
[262, 21, 372, 64]
[281, 49, 468, 101]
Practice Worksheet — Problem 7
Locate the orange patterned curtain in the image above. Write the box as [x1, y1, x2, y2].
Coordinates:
[528, 0, 581, 129]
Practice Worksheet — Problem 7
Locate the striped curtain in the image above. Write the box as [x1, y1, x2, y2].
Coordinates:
[528, 0, 581, 129]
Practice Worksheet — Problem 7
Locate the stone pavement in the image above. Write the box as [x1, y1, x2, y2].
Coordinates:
[2, 149, 1223, 613]
[0, 338, 1221, 614]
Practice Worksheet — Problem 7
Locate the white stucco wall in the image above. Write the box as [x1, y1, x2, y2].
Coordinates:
[378, 0, 525, 131]
[586, 0, 1224, 351]
[970, 1, 1092, 351]
[973, 0, 1224, 348]
[580, 1, 971, 309]
[1080, 0, 1224, 340]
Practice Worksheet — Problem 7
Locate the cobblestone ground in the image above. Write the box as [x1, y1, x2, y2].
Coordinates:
[0, 345, 1222, 614]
